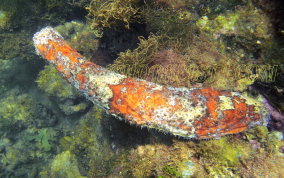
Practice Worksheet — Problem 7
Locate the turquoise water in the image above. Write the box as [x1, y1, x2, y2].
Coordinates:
[0, 0, 283, 177]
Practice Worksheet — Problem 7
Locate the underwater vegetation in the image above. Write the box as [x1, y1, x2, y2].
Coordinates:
[87, 0, 141, 29]
[0, 0, 88, 61]
[0, 33, 34, 60]
[107, 127, 284, 177]
[0, 0, 283, 177]
[0, 92, 36, 136]
[50, 150, 85, 178]
[109, 34, 279, 90]
[34, 24, 283, 176]
[34, 26, 274, 140]
[36, 64, 92, 116]
[55, 21, 101, 59]
[0, 10, 10, 29]
[37, 65, 78, 100]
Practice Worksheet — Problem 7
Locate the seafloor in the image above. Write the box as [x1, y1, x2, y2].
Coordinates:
[0, 0, 283, 177]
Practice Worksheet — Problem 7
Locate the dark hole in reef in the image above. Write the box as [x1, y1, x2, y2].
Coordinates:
[92, 23, 148, 67]
[66, 6, 89, 22]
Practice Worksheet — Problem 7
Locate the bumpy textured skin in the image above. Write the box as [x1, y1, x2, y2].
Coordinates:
[33, 27, 270, 139]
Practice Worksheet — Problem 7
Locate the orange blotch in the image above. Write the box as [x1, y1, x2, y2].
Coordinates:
[47, 40, 80, 64]
[191, 88, 260, 139]
[56, 64, 64, 72]
[178, 123, 193, 131]
[76, 72, 87, 84]
[69, 55, 79, 64]
[109, 78, 181, 125]
[37, 44, 57, 61]
[80, 61, 99, 69]
[191, 88, 223, 129]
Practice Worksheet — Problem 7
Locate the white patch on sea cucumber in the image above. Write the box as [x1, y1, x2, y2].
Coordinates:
[87, 70, 126, 106]
[33, 27, 63, 55]
[219, 95, 234, 110]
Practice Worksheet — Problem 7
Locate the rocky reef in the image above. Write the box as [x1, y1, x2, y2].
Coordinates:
[0, 0, 283, 177]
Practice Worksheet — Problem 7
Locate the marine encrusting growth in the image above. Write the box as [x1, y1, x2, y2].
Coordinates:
[33, 27, 270, 139]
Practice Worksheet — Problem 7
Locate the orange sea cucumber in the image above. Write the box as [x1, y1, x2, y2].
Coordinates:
[33, 27, 270, 139]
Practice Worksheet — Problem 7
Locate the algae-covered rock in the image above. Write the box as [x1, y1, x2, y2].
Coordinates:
[26, 128, 57, 152]
[196, 137, 251, 167]
[36, 64, 92, 115]
[196, 5, 272, 60]
[0, 127, 56, 177]
[0, 33, 34, 60]
[59, 102, 89, 115]
[0, 91, 37, 136]
[245, 126, 284, 154]
[58, 107, 115, 177]
[37, 65, 78, 99]
[55, 21, 100, 59]
[0, 10, 10, 29]
[50, 150, 85, 178]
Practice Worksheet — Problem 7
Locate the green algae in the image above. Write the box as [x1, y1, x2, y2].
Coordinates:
[0, 92, 36, 136]
[245, 126, 284, 154]
[108, 33, 161, 78]
[55, 21, 101, 59]
[0, 33, 34, 60]
[142, 5, 193, 47]
[59, 102, 89, 115]
[0, 0, 88, 61]
[0, 10, 10, 29]
[57, 107, 116, 177]
[26, 128, 57, 152]
[0, 127, 57, 177]
[196, 4, 272, 61]
[195, 137, 250, 167]
[36, 65, 78, 99]
[50, 150, 85, 178]
[104, 0, 280, 91]
[110, 132, 282, 177]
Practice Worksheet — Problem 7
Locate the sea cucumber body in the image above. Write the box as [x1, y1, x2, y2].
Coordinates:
[33, 27, 269, 139]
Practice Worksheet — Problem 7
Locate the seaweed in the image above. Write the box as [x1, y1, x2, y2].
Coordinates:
[50, 151, 85, 178]
[36, 65, 79, 99]
[55, 21, 101, 59]
[31, 128, 57, 152]
[87, 0, 141, 29]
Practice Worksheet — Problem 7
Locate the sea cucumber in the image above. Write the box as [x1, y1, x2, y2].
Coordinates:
[33, 27, 270, 139]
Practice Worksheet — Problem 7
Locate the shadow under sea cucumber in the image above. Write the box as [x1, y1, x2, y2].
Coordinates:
[33, 27, 270, 139]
